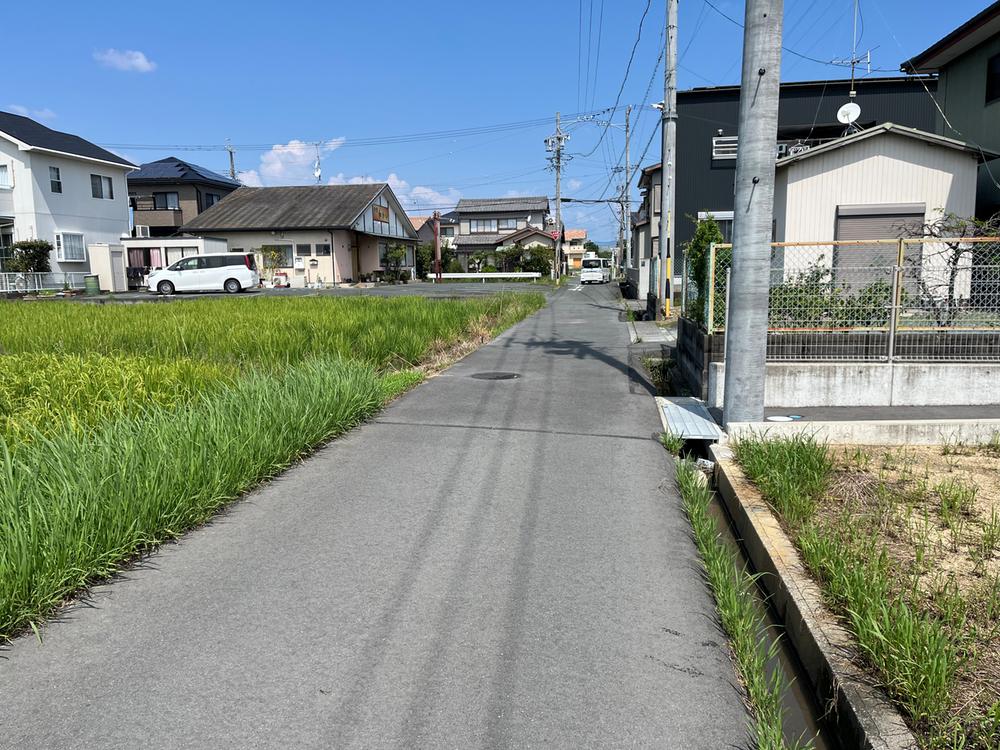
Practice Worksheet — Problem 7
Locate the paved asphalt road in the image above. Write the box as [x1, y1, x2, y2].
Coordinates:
[0, 282, 747, 749]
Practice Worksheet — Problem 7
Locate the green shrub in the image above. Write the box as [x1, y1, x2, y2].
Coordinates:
[5, 239, 53, 273]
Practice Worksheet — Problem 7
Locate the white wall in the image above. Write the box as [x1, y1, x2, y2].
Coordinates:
[0, 137, 131, 273]
[206, 230, 339, 287]
[778, 133, 979, 244]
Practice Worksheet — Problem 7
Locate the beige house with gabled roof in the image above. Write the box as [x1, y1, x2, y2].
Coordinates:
[181, 183, 417, 286]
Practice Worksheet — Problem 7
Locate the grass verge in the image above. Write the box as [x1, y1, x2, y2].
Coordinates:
[733, 435, 1000, 748]
[675, 459, 812, 750]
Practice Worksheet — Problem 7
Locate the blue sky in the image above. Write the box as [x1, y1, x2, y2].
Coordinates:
[5, 0, 987, 241]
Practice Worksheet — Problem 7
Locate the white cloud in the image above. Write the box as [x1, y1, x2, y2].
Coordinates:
[240, 138, 346, 185]
[8, 104, 56, 120]
[94, 49, 157, 73]
[329, 171, 460, 209]
[327, 172, 378, 185]
[237, 169, 262, 187]
[567, 178, 583, 191]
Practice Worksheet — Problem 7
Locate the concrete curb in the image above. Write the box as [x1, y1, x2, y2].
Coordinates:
[708, 444, 918, 750]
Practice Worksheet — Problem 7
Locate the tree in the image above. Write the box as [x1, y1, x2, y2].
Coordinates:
[518, 244, 553, 275]
[6, 239, 52, 273]
[383, 244, 407, 283]
[683, 215, 724, 325]
[583, 240, 600, 253]
[257, 245, 286, 282]
[902, 211, 1000, 327]
[415, 243, 433, 280]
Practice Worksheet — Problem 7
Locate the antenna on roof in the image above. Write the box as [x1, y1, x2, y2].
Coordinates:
[831, 0, 870, 134]
[313, 142, 322, 184]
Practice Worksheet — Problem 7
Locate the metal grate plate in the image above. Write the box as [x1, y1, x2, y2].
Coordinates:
[655, 396, 724, 441]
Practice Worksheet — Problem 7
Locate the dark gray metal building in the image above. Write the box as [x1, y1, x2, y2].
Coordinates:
[633, 76, 939, 264]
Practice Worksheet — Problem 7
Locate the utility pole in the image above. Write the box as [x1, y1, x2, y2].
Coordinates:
[624, 104, 632, 272]
[545, 113, 568, 281]
[432, 210, 442, 283]
[658, 0, 678, 319]
[226, 140, 237, 181]
[722, 0, 784, 426]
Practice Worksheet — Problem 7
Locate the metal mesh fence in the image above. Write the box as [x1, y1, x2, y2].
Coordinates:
[0, 272, 88, 293]
[702, 238, 1000, 362]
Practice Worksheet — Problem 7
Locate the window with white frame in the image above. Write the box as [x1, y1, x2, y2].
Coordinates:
[0, 164, 10, 188]
[91, 174, 114, 200]
[470, 218, 498, 233]
[49, 166, 62, 193]
[498, 218, 518, 230]
[56, 232, 86, 262]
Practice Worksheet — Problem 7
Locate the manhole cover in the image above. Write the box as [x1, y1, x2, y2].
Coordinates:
[470, 372, 520, 380]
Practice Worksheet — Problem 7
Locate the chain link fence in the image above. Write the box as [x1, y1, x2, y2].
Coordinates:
[699, 238, 1000, 361]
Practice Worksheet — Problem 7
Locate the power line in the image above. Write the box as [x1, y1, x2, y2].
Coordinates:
[701, 0, 862, 69]
[101, 109, 610, 152]
[868, 0, 1000, 190]
[584, 0, 595, 111]
[590, 0, 606, 109]
[577, 0, 584, 112]
[577, 0, 654, 159]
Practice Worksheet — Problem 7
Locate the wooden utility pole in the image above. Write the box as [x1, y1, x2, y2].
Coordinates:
[722, 0, 784, 425]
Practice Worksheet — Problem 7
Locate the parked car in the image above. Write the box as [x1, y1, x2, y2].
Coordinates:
[580, 257, 606, 284]
[601, 257, 611, 282]
[147, 253, 259, 295]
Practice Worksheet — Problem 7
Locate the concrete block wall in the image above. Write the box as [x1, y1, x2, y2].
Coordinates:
[707, 361, 999, 408]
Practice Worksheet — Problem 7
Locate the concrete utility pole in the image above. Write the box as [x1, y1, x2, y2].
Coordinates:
[432, 210, 442, 283]
[226, 140, 237, 181]
[624, 104, 632, 271]
[658, 0, 678, 318]
[722, 0, 784, 426]
[554, 112, 563, 281]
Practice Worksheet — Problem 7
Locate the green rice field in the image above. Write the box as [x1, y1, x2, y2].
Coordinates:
[0, 292, 544, 639]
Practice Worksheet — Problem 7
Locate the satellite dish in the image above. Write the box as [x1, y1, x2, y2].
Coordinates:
[837, 102, 861, 125]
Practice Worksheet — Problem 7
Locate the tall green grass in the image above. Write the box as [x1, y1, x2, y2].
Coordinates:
[733, 435, 964, 744]
[0, 359, 415, 638]
[676, 460, 811, 750]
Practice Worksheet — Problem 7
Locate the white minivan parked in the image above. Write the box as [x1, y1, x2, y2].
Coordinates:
[147, 252, 260, 295]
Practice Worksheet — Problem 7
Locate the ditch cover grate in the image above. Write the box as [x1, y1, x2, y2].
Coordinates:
[470, 372, 520, 380]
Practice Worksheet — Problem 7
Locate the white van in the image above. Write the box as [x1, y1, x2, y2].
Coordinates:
[601, 257, 612, 282]
[147, 252, 260, 295]
[580, 256, 607, 284]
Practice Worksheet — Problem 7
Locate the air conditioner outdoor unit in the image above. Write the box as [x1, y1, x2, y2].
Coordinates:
[134, 225, 150, 238]
[776, 143, 789, 157]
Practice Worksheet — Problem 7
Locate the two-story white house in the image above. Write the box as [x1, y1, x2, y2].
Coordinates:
[0, 111, 135, 275]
